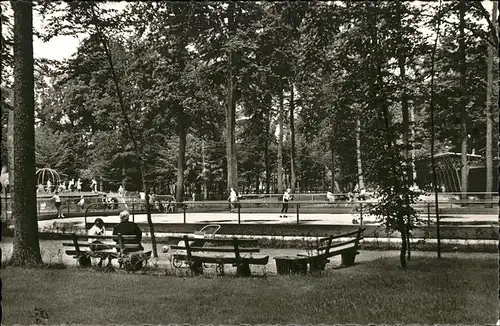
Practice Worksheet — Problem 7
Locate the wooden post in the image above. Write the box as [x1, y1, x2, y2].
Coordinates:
[183, 205, 186, 224]
[237, 204, 240, 224]
[72, 233, 80, 256]
[184, 235, 202, 275]
[233, 237, 250, 276]
[296, 203, 300, 225]
[360, 203, 363, 225]
[427, 202, 431, 229]
[132, 203, 135, 222]
[118, 233, 124, 256]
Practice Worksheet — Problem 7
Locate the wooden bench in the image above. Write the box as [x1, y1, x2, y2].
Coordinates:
[63, 233, 152, 271]
[274, 228, 365, 274]
[169, 235, 269, 276]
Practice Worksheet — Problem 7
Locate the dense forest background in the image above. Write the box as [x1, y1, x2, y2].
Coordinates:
[1, 1, 498, 200]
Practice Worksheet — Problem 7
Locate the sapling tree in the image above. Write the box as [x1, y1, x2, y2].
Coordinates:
[40, 2, 159, 258]
[361, 1, 421, 268]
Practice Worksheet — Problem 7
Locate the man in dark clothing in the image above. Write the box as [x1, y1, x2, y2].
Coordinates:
[113, 210, 143, 252]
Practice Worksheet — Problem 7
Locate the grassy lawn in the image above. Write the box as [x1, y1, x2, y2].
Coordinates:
[1, 256, 497, 325]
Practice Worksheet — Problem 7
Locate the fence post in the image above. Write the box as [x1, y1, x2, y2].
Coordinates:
[360, 203, 363, 225]
[296, 203, 300, 225]
[183, 204, 187, 224]
[5, 192, 9, 220]
[238, 204, 241, 224]
[427, 202, 430, 227]
[67, 201, 70, 217]
[132, 203, 135, 222]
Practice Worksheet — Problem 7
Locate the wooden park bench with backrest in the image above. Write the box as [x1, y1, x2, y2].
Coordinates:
[169, 235, 269, 276]
[63, 233, 152, 271]
[274, 227, 365, 275]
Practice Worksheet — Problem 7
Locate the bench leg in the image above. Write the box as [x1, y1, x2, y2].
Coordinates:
[216, 263, 225, 276]
[236, 263, 251, 277]
[77, 255, 92, 268]
[341, 251, 357, 267]
[189, 259, 203, 276]
[309, 257, 326, 272]
[291, 260, 308, 275]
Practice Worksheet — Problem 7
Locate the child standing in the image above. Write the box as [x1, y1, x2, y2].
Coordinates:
[52, 191, 64, 218]
[280, 188, 291, 218]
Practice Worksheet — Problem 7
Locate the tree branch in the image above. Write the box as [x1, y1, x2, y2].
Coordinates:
[417, 12, 499, 51]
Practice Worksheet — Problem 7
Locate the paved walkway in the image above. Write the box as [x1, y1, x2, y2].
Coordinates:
[39, 211, 498, 229]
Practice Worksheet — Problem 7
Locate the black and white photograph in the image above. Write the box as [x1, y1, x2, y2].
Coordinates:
[1, 0, 499, 324]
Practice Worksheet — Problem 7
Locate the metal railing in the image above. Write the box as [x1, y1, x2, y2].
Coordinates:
[1, 195, 497, 225]
[75, 199, 497, 227]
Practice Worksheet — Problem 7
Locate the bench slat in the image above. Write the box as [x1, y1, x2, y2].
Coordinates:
[65, 250, 149, 257]
[317, 237, 363, 252]
[168, 236, 259, 244]
[190, 255, 269, 265]
[318, 228, 366, 242]
[65, 250, 118, 257]
[169, 246, 260, 253]
[63, 243, 142, 249]
[71, 235, 138, 240]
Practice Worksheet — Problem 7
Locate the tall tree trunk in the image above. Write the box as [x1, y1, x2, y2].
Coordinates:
[7, 88, 14, 193]
[410, 106, 417, 181]
[330, 137, 336, 192]
[355, 117, 365, 191]
[176, 113, 187, 203]
[201, 139, 208, 201]
[396, 0, 412, 261]
[264, 94, 271, 194]
[289, 82, 296, 194]
[90, 5, 157, 258]
[430, 0, 443, 259]
[10, 0, 43, 266]
[485, 1, 498, 207]
[459, 0, 468, 201]
[121, 162, 126, 193]
[277, 85, 284, 194]
[225, 2, 238, 193]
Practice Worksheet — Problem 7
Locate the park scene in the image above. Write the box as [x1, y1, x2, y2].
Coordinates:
[0, 1, 499, 325]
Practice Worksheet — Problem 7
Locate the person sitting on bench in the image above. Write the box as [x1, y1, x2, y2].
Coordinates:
[88, 218, 112, 266]
[112, 210, 144, 253]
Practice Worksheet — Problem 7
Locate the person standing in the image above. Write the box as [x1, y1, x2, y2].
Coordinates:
[46, 179, 52, 193]
[280, 188, 291, 218]
[68, 179, 74, 192]
[77, 195, 85, 211]
[76, 178, 82, 193]
[228, 188, 238, 213]
[91, 178, 98, 192]
[52, 191, 64, 218]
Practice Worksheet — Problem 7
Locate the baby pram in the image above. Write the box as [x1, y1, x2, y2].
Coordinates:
[166, 224, 221, 268]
